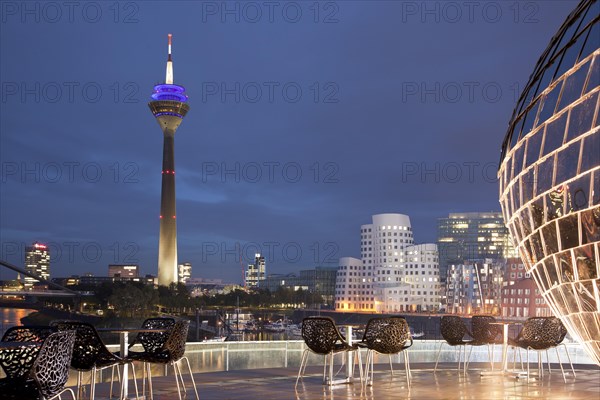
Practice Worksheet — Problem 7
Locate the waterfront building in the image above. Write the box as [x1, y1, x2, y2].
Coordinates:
[446, 259, 504, 315]
[24, 242, 50, 288]
[149, 34, 190, 286]
[108, 264, 139, 279]
[498, 0, 600, 364]
[264, 266, 338, 305]
[245, 253, 266, 288]
[437, 212, 516, 281]
[501, 278, 553, 318]
[178, 262, 192, 284]
[53, 274, 156, 287]
[335, 214, 440, 313]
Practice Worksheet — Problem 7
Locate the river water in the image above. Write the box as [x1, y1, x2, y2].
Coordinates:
[0, 308, 36, 336]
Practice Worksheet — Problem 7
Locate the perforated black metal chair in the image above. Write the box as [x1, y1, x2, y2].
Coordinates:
[130, 317, 176, 353]
[509, 316, 568, 381]
[295, 316, 363, 388]
[434, 316, 472, 372]
[465, 315, 503, 371]
[126, 319, 198, 400]
[0, 325, 56, 380]
[0, 330, 77, 400]
[357, 317, 413, 387]
[50, 320, 139, 400]
[110, 316, 176, 394]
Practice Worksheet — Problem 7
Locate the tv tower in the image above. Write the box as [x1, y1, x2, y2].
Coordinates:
[149, 34, 190, 286]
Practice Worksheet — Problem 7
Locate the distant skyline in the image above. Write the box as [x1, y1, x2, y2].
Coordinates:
[0, 1, 577, 283]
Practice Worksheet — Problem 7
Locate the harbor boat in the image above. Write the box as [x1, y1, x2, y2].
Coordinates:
[410, 327, 425, 338]
[264, 320, 286, 332]
[286, 324, 301, 337]
[203, 336, 227, 343]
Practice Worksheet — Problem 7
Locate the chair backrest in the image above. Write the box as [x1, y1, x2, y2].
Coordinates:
[163, 320, 190, 362]
[135, 317, 176, 353]
[0, 325, 58, 380]
[440, 316, 468, 345]
[518, 317, 562, 349]
[50, 320, 112, 370]
[471, 315, 501, 343]
[549, 317, 569, 344]
[30, 330, 76, 400]
[362, 317, 412, 354]
[1, 325, 56, 343]
[301, 317, 345, 355]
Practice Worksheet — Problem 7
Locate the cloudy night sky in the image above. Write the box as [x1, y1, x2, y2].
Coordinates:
[0, 1, 580, 283]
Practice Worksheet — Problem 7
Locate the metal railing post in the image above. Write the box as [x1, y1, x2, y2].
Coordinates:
[226, 343, 229, 371]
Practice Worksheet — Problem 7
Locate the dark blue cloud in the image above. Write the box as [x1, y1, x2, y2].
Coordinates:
[0, 1, 575, 281]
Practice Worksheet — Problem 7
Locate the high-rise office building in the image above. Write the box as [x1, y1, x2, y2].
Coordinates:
[178, 262, 192, 284]
[24, 242, 50, 288]
[335, 214, 440, 312]
[245, 253, 266, 288]
[498, 0, 600, 364]
[149, 34, 190, 286]
[437, 212, 516, 276]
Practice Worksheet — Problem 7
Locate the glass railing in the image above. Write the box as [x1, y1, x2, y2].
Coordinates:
[100, 339, 594, 379]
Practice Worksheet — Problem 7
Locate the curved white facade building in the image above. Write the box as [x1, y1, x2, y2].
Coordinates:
[335, 257, 369, 311]
[335, 214, 441, 312]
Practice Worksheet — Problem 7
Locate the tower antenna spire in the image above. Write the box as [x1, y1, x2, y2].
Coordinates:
[166, 33, 173, 84]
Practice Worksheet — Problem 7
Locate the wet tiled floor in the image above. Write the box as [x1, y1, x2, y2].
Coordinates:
[89, 363, 600, 399]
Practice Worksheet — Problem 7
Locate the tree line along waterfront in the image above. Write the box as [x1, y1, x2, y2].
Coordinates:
[2, 281, 451, 342]
[1, 280, 327, 326]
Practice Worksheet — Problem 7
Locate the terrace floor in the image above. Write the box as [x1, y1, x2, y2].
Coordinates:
[87, 363, 600, 400]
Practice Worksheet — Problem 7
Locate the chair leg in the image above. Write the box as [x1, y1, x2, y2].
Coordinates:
[141, 362, 147, 398]
[404, 351, 411, 387]
[562, 344, 576, 378]
[433, 342, 444, 372]
[76, 371, 82, 400]
[182, 356, 200, 400]
[147, 363, 154, 400]
[388, 354, 394, 376]
[174, 361, 186, 394]
[171, 362, 183, 400]
[555, 348, 567, 383]
[90, 367, 97, 400]
[527, 349, 530, 379]
[361, 350, 369, 387]
[130, 363, 140, 399]
[370, 350, 374, 385]
[355, 349, 363, 382]
[295, 349, 309, 388]
[465, 346, 474, 372]
[109, 366, 115, 399]
[518, 348, 524, 371]
[54, 388, 77, 400]
[328, 352, 334, 386]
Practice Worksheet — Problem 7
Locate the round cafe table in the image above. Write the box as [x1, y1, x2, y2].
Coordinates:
[97, 328, 166, 399]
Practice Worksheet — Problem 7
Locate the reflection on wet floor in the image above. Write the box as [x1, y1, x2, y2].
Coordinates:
[87, 363, 600, 399]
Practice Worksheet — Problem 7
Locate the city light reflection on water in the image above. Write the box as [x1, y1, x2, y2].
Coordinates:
[0, 307, 36, 335]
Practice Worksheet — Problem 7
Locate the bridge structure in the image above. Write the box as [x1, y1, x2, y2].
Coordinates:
[0, 259, 91, 298]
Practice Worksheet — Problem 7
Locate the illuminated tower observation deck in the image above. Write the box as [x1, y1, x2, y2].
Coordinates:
[149, 34, 190, 286]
